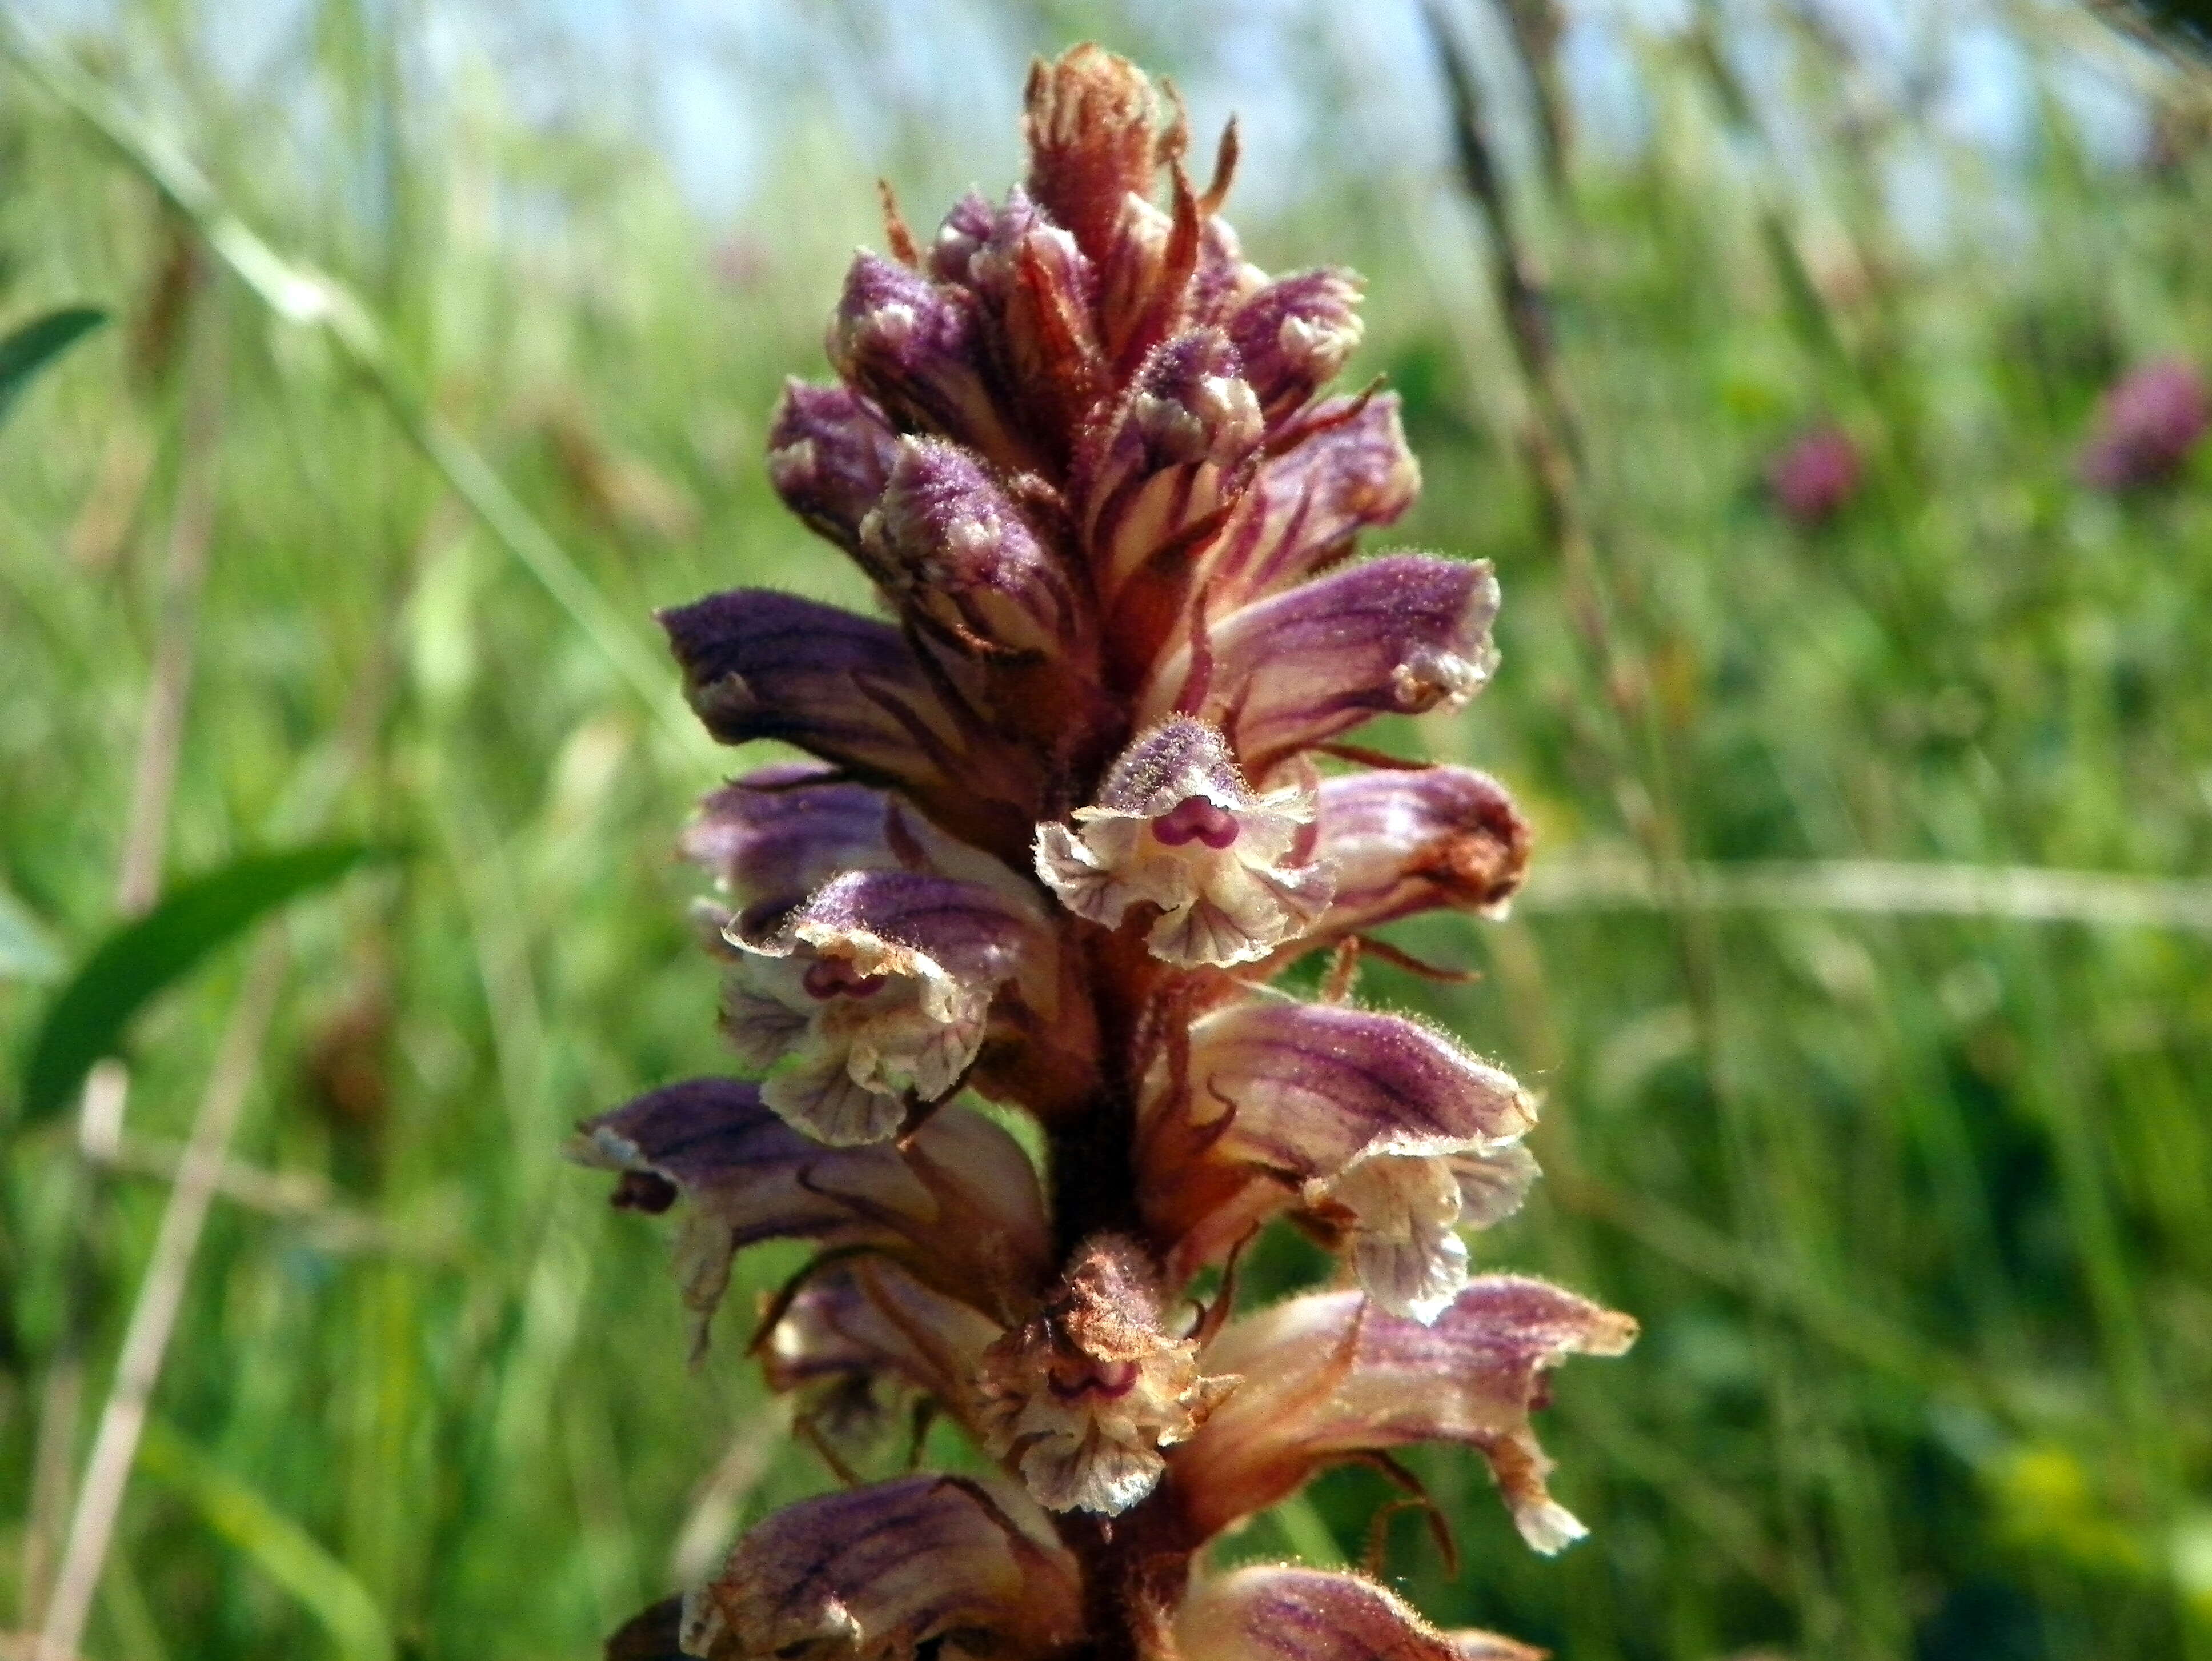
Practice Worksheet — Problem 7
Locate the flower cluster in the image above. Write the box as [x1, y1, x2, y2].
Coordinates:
[2078, 357, 2208, 491]
[580, 46, 1632, 1661]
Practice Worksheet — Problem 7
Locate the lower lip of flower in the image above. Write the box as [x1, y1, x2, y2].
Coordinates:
[802, 958, 889, 999]
[1047, 1360, 1143, 1401]
[1151, 796, 1240, 850]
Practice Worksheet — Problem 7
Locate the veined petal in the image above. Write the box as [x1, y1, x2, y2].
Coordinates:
[764, 1260, 1004, 1443]
[1199, 395, 1420, 613]
[975, 1234, 1237, 1515]
[1304, 767, 1530, 936]
[683, 765, 896, 931]
[1163, 1000, 1535, 1175]
[1175, 1279, 1637, 1551]
[1176, 1567, 1540, 1661]
[1144, 1000, 1537, 1309]
[573, 1080, 1049, 1344]
[681, 1475, 1080, 1661]
[659, 590, 967, 799]
[1032, 718, 1333, 968]
[1141, 556, 1500, 775]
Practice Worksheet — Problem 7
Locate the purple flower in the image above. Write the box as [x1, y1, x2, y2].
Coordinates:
[573, 1080, 1048, 1347]
[1140, 1000, 1538, 1316]
[588, 45, 1629, 1661]
[1766, 423, 1861, 526]
[1144, 555, 1501, 775]
[1034, 717, 1333, 968]
[1178, 1568, 1543, 1661]
[677, 1475, 1081, 1661]
[1173, 1279, 1638, 1552]
[2079, 357, 2209, 490]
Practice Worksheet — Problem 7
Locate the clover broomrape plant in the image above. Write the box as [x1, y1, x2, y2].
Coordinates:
[576, 45, 1635, 1661]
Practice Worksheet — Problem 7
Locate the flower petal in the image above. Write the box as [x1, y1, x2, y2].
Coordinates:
[732, 870, 1043, 1145]
[659, 590, 968, 798]
[1142, 555, 1500, 774]
[1306, 767, 1530, 932]
[1176, 1278, 1637, 1551]
[1200, 395, 1421, 613]
[682, 1475, 1080, 1661]
[1033, 718, 1333, 968]
[1177, 1567, 1535, 1661]
[574, 1080, 1048, 1345]
[683, 765, 897, 931]
[1166, 1000, 1536, 1176]
[764, 1259, 1004, 1441]
[1143, 1000, 1537, 1305]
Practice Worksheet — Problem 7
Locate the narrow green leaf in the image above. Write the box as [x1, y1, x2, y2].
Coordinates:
[137, 1418, 395, 1661]
[0, 305, 107, 428]
[16, 843, 391, 1126]
[0, 884, 64, 982]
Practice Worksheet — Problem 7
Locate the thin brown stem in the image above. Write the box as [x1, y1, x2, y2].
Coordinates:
[34, 934, 289, 1661]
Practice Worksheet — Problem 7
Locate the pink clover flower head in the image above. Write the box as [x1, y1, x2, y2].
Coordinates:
[2079, 357, 2209, 490]
[1766, 422, 1861, 526]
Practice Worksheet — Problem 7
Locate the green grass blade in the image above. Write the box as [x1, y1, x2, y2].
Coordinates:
[0, 304, 106, 428]
[0, 883, 65, 982]
[137, 1418, 395, 1661]
[15, 842, 391, 1126]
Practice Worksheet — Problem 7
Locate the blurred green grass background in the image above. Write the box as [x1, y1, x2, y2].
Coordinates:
[4, 2, 2211, 1658]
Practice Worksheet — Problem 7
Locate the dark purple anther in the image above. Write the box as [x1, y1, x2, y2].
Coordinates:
[802, 957, 888, 1000]
[1151, 796, 1240, 850]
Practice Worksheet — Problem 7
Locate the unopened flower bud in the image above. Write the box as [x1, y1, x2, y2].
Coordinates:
[1085, 330, 1265, 600]
[1228, 269, 1365, 423]
[828, 252, 1032, 471]
[766, 380, 901, 552]
[928, 189, 1001, 286]
[1023, 45, 1164, 263]
[861, 435, 1084, 657]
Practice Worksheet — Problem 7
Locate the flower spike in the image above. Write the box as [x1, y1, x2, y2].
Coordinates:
[595, 42, 1625, 1661]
